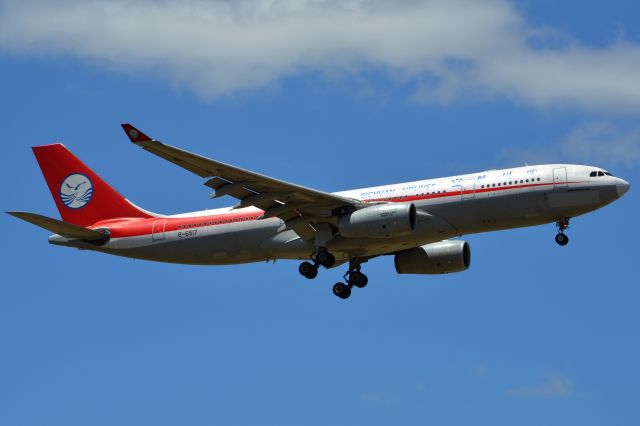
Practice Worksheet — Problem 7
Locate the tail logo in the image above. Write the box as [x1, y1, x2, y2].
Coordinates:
[59, 173, 93, 209]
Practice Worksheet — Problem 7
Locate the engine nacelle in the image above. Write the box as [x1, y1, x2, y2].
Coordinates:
[338, 203, 417, 238]
[394, 240, 471, 274]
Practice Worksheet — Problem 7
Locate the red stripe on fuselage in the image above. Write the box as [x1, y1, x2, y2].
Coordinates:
[92, 180, 580, 238]
[93, 211, 265, 238]
[360, 181, 573, 203]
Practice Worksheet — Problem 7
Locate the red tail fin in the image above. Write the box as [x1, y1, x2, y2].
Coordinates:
[32, 144, 153, 226]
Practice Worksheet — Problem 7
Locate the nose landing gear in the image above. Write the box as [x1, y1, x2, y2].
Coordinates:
[555, 217, 570, 246]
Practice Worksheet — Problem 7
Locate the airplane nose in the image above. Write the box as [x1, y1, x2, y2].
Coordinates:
[616, 179, 630, 197]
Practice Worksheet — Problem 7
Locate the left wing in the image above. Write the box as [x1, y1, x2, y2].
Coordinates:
[121, 124, 361, 239]
[7, 211, 109, 242]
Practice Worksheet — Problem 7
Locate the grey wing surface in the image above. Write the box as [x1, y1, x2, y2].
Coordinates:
[121, 124, 360, 239]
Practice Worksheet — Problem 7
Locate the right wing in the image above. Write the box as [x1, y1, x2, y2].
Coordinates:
[122, 124, 364, 239]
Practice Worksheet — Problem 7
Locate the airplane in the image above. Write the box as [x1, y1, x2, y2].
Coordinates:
[8, 124, 630, 299]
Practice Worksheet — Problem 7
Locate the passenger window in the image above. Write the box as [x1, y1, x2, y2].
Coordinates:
[537, 178, 540, 181]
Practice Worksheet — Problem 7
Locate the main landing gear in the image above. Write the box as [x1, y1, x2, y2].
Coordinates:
[555, 217, 570, 246]
[298, 247, 336, 280]
[333, 265, 369, 300]
[298, 253, 369, 300]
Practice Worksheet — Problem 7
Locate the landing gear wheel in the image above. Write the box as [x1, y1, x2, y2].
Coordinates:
[348, 271, 368, 288]
[332, 282, 351, 299]
[555, 233, 569, 246]
[299, 261, 318, 279]
[316, 250, 336, 268]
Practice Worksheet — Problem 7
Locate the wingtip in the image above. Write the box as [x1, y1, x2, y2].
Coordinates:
[121, 123, 152, 143]
[6, 211, 27, 219]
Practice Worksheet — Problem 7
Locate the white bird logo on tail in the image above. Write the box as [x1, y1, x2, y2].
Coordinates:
[59, 173, 93, 209]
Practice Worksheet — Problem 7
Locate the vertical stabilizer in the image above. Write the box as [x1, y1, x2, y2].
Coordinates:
[32, 144, 153, 226]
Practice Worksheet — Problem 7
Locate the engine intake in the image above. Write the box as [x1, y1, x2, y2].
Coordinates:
[394, 240, 471, 274]
[338, 203, 417, 238]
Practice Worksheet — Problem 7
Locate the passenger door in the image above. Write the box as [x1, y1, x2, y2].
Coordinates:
[553, 167, 568, 189]
[152, 219, 166, 241]
[462, 180, 475, 200]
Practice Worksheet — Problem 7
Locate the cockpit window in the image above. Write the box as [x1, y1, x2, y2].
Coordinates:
[590, 170, 614, 177]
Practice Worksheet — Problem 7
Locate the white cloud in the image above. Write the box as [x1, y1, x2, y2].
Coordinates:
[1, 0, 640, 112]
[500, 122, 640, 166]
[561, 122, 640, 166]
[506, 376, 574, 399]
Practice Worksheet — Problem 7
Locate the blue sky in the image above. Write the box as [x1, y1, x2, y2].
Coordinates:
[1, 1, 638, 425]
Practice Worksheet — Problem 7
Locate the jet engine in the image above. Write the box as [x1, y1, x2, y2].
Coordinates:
[394, 240, 470, 274]
[338, 203, 417, 238]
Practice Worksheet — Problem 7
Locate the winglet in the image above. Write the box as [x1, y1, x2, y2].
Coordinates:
[121, 123, 153, 143]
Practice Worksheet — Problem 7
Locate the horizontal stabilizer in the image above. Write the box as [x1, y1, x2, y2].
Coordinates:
[7, 211, 109, 241]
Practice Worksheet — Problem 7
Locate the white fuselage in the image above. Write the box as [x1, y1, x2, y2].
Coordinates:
[50, 164, 629, 265]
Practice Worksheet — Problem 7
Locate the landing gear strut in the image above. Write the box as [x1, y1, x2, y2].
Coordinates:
[555, 217, 570, 246]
